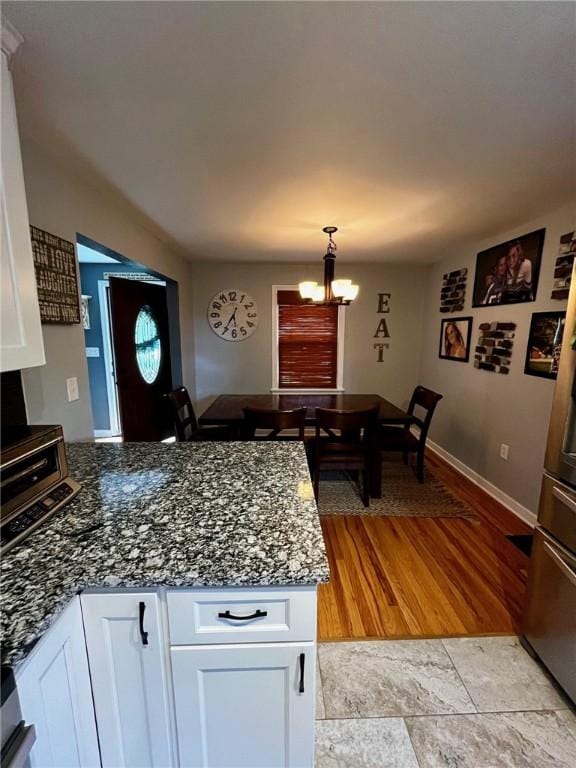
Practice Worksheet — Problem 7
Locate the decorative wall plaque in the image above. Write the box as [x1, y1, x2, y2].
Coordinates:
[440, 268, 467, 313]
[474, 322, 516, 374]
[551, 231, 576, 300]
[30, 225, 80, 324]
[373, 292, 391, 361]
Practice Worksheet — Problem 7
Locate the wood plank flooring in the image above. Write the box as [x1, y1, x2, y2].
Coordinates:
[317, 451, 532, 641]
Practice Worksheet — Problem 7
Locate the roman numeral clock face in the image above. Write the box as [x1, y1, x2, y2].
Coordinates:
[207, 289, 259, 341]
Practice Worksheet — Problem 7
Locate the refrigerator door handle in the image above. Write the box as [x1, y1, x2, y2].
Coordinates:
[542, 540, 576, 587]
[552, 486, 576, 516]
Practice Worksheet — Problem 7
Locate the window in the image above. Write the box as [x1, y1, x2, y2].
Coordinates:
[134, 305, 162, 384]
[273, 289, 343, 391]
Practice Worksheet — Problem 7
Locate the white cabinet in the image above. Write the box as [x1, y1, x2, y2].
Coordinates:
[171, 643, 316, 768]
[1, 28, 45, 372]
[15, 597, 100, 768]
[167, 586, 317, 768]
[81, 591, 174, 768]
[14, 586, 318, 768]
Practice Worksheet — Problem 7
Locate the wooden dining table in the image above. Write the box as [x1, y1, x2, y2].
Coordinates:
[198, 394, 412, 498]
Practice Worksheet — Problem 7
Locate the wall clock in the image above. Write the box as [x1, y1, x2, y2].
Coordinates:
[207, 289, 258, 341]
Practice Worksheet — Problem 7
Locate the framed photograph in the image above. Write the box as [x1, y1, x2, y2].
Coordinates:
[439, 317, 473, 362]
[524, 311, 565, 379]
[472, 228, 545, 307]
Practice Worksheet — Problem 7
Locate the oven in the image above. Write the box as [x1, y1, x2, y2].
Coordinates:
[0, 425, 80, 554]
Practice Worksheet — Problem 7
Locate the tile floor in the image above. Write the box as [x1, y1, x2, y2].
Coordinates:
[316, 636, 576, 768]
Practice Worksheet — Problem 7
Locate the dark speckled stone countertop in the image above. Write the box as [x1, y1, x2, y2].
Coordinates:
[1, 441, 329, 667]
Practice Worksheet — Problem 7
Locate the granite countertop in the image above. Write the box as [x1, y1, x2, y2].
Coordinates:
[1, 441, 329, 667]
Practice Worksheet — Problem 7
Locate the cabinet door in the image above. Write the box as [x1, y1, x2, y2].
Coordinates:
[171, 643, 315, 768]
[1, 51, 45, 372]
[16, 597, 100, 768]
[81, 592, 174, 768]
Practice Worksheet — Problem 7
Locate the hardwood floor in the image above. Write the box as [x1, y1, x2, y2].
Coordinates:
[317, 451, 533, 641]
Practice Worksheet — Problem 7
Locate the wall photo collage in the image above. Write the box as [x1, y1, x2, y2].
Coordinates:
[438, 229, 570, 380]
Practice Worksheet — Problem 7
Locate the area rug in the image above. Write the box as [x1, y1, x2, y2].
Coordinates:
[317, 462, 478, 519]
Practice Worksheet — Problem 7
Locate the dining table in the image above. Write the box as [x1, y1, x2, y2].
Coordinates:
[198, 394, 412, 498]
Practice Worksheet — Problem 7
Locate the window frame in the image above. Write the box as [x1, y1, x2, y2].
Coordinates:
[271, 285, 345, 394]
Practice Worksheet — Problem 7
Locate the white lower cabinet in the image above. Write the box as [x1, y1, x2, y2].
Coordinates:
[80, 591, 174, 768]
[15, 597, 100, 768]
[15, 587, 317, 768]
[171, 643, 316, 768]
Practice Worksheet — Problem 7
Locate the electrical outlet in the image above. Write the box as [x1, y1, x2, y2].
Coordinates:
[66, 377, 79, 402]
[500, 443, 509, 460]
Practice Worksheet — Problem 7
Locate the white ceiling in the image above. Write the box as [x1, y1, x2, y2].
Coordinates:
[4, 1, 576, 263]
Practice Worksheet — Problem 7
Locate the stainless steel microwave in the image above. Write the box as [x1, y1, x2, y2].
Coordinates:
[0, 425, 80, 554]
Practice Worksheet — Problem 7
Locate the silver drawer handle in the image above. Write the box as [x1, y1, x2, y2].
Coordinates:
[552, 486, 576, 515]
[542, 541, 576, 587]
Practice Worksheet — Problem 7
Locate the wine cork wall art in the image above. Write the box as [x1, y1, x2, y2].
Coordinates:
[440, 268, 467, 313]
[551, 231, 576, 300]
[474, 322, 516, 374]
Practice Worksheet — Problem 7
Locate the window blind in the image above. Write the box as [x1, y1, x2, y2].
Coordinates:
[277, 291, 338, 389]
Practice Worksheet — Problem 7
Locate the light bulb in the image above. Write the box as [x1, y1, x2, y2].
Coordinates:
[343, 284, 359, 301]
[331, 279, 352, 298]
[299, 281, 318, 300]
[312, 285, 325, 302]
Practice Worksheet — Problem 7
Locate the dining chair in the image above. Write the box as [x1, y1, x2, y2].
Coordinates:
[165, 387, 231, 441]
[380, 385, 443, 482]
[312, 406, 379, 507]
[242, 406, 307, 441]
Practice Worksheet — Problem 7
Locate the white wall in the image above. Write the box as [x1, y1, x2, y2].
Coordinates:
[419, 199, 575, 515]
[19, 134, 196, 440]
[191, 261, 428, 414]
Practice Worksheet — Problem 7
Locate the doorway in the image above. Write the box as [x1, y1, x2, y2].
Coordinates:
[77, 235, 182, 442]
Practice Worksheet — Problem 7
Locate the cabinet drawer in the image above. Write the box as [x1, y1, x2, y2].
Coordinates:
[167, 586, 317, 645]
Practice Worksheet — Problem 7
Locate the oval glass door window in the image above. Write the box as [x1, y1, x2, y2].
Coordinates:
[134, 305, 162, 384]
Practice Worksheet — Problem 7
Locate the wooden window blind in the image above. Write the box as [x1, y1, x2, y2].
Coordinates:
[277, 291, 338, 389]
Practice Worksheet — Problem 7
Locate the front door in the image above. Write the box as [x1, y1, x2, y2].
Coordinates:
[109, 278, 173, 441]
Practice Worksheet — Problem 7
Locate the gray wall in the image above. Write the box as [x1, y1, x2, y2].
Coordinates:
[19, 134, 196, 440]
[419, 199, 576, 514]
[191, 262, 428, 414]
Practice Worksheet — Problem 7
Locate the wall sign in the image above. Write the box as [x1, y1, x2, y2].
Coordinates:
[30, 225, 80, 324]
[103, 272, 158, 282]
[374, 293, 391, 362]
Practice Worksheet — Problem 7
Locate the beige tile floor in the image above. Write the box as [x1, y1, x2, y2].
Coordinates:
[316, 637, 576, 768]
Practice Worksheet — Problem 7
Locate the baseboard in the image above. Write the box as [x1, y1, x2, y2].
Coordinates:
[427, 439, 537, 529]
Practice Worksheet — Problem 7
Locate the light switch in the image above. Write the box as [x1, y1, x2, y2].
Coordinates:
[66, 377, 79, 402]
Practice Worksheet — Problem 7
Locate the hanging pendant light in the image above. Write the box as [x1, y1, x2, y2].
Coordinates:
[298, 227, 359, 305]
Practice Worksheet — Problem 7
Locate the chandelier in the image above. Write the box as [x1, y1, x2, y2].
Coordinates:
[298, 226, 359, 305]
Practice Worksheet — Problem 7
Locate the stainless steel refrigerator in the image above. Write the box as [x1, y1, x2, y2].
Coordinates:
[522, 269, 576, 704]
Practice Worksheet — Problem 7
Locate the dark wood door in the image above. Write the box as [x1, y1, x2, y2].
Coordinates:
[109, 278, 173, 441]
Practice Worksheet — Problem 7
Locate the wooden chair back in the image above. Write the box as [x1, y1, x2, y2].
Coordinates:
[242, 407, 307, 440]
[315, 406, 379, 445]
[165, 387, 198, 442]
[407, 386, 443, 443]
